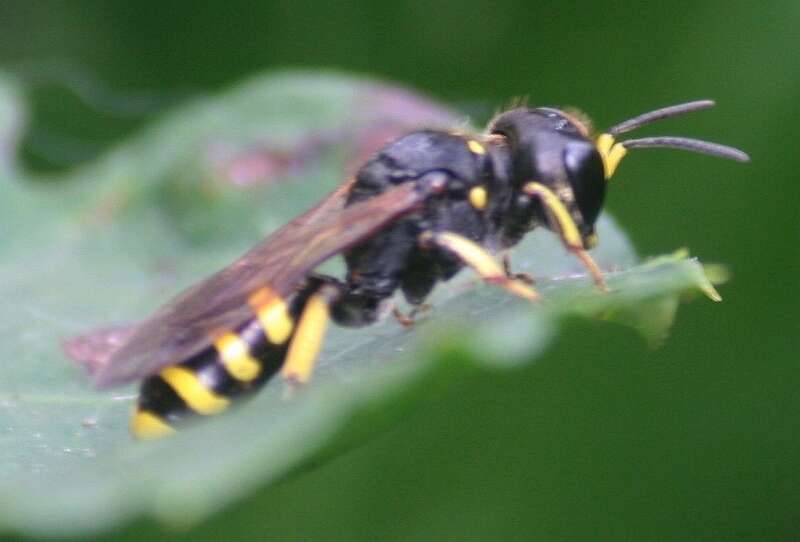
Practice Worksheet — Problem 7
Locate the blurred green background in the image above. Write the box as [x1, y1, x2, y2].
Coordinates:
[1, 1, 797, 540]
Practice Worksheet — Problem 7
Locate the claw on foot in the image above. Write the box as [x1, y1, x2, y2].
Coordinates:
[573, 249, 609, 292]
[502, 253, 536, 285]
[392, 303, 431, 328]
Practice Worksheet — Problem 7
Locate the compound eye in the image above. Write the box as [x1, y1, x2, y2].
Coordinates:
[564, 142, 606, 229]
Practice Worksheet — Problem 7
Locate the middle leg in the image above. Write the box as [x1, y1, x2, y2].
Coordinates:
[418, 231, 540, 301]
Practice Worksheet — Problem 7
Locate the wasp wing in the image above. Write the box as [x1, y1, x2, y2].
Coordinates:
[63, 177, 358, 384]
[63, 324, 138, 376]
[66, 180, 424, 388]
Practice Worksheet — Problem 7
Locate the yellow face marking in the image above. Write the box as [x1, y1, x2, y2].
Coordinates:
[596, 133, 628, 179]
[596, 133, 614, 157]
[467, 139, 486, 155]
[131, 409, 175, 439]
[522, 182, 583, 249]
[159, 366, 230, 415]
[585, 232, 599, 249]
[606, 143, 627, 178]
[249, 288, 294, 344]
[468, 186, 488, 210]
[281, 293, 331, 384]
[214, 332, 261, 382]
[428, 232, 539, 301]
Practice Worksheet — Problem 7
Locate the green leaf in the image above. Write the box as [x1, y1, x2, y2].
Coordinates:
[0, 71, 720, 537]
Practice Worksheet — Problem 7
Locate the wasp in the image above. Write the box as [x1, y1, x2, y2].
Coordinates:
[65, 99, 748, 439]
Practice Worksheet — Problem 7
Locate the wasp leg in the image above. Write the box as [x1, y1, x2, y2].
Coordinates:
[572, 248, 607, 291]
[419, 231, 540, 301]
[392, 303, 431, 328]
[522, 182, 608, 292]
[392, 307, 414, 328]
[281, 282, 341, 385]
[502, 252, 535, 285]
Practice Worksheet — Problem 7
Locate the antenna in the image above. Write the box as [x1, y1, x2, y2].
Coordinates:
[608, 100, 716, 136]
[621, 137, 750, 162]
[603, 100, 750, 164]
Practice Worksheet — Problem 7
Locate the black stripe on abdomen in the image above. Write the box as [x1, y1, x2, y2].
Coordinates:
[130, 285, 317, 439]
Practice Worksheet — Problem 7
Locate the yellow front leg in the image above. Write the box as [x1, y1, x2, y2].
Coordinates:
[522, 182, 608, 292]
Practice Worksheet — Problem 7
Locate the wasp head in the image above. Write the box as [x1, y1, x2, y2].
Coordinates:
[487, 101, 749, 252]
[488, 107, 605, 250]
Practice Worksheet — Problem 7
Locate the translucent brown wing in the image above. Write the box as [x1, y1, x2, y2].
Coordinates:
[65, 179, 424, 388]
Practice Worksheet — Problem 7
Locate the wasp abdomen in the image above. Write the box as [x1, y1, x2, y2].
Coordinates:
[131, 287, 310, 439]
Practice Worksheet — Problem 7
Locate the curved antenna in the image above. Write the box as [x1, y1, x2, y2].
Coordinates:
[608, 100, 716, 136]
[621, 137, 750, 162]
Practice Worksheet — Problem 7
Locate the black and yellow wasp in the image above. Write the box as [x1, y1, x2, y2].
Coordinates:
[65, 99, 748, 439]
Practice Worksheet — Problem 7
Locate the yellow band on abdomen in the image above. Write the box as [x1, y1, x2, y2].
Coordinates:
[214, 332, 261, 382]
[249, 287, 295, 344]
[159, 366, 230, 415]
[131, 408, 175, 439]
